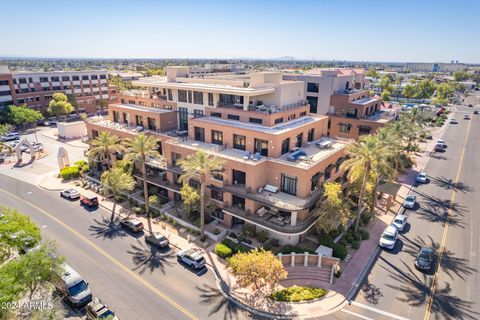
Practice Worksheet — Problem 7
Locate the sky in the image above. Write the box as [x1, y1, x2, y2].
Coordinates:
[1, 0, 479, 63]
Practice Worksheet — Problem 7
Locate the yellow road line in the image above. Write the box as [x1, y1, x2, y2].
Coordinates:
[0, 188, 198, 320]
[423, 116, 473, 320]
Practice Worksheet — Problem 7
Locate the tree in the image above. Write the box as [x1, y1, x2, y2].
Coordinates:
[341, 135, 388, 233]
[88, 131, 124, 169]
[123, 133, 162, 232]
[0, 206, 41, 259]
[365, 69, 379, 78]
[7, 105, 43, 129]
[381, 90, 391, 101]
[8, 243, 64, 300]
[414, 79, 437, 102]
[228, 249, 287, 291]
[314, 182, 351, 234]
[47, 93, 74, 119]
[453, 70, 469, 82]
[101, 167, 135, 222]
[178, 150, 224, 240]
[379, 76, 392, 91]
[402, 84, 416, 101]
[0, 124, 13, 153]
[66, 94, 79, 115]
[179, 183, 200, 214]
[97, 99, 108, 111]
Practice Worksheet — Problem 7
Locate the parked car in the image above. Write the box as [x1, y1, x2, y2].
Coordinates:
[54, 264, 92, 308]
[23, 142, 43, 154]
[379, 225, 398, 249]
[468, 104, 473, 108]
[450, 118, 457, 124]
[119, 218, 144, 233]
[434, 143, 444, 152]
[474, 110, 479, 115]
[85, 297, 119, 320]
[145, 232, 169, 248]
[415, 172, 427, 183]
[463, 114, 469, 119]
[403, 194, 416, 209]
[415, 247, 434, 271]
[391, 215, 407, 231]
[60, 188, 81, 200]
[80, 195, 99, 208]
[177, 249, 206, 270]
[1, 132, 20, 142]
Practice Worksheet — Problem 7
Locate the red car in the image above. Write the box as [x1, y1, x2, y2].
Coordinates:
[80, 195, 99, 207]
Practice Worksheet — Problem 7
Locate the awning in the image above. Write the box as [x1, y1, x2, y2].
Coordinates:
[376, 181, 401, 195]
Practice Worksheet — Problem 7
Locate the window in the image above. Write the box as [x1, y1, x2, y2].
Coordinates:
[339, 124, 351, 133]
[346, 108, 357, 118]
[167, 89, 173, 101]
[254, 138, 268, 157]
[82, 75, 89, 80]
[72, 76, 80, 81]
[193, 91, 203, 104]
[295, 133, 303, 147]
[147, 117, 156, 131]
[171, 152, 182, 166]
[187, 90, 192, 103]
[62, 76, 70, 81]
[211, 189, 223, 202]
[52, 86, 61, 91]
[30, 87, 36, 92]
[0, 91, 11, 96]
[358, 125, 372, 135]
[212, 168, 224, 181]
[35, 97, 40, 101]
[281, 138, 290, 155]
[113, 111, 119, 123]
[307, 82, 319, 93]
[194, 127, 205, 142]
[300, 111, 307, 117]
[178, 107, 188, 130]
[91, 75, 98, 80]
[135, 115, 143, 127]
[306, 96, 318, 113]
[39, 77, 48, 82]
[233, 134, 246, 150]
[308, 128, 315, 142]
[28, 77, 33, 83]
[281, 174, 297, 195]
[122, 112, 127, 124]
[16, 98, 25, 104]
[208, 93, 214, 106]
[20, 88, 29, 93]
[51, 76, 59, 82]
[227, 114, 240, 120]
[249, 117, 262, 124]
[0, 80, 9, 85]
[275, 117, 283, 124]
[19, 78, 27, 84]
[211, 130, 223, 145]
[178, 90, 187, 102]
[210, 112, 222, 117]
[99, 74, 106, 79]
[288, 114, 296, 120]
[193, 109, 204, 118]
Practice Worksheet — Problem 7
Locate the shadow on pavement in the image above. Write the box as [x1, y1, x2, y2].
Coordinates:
[196, 284, 248, 320]
[88, 215, 128, 240]
[431, 176, 475, 194]
[127, 240, 174, 275]
[361, 280, 384, 305]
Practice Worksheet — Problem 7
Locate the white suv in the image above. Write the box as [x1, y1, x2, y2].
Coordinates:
[379, 225, 398, 249]
[177, 249, 206, 270]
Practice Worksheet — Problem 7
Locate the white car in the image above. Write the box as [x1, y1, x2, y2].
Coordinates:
[1, 132, 20, 142]
[391, 215, 407, 231]
[60, 188, 81, 199]
[24, 142, 44, 154]
[177, 249, 206, 270]
[415, 172, 427, 183]
[436, 140, 445, 148]
[463, 114, 469, 120]
[403, 194, 416, 209]
[379, 225, 398, 249]
[450, 118, 457, 124]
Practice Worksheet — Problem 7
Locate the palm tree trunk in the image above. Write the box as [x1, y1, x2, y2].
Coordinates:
[200, 176, 206, 241]
[142, 161, 152, 232]
[110, 190, 117, 224]
[355, 169, 369, 233]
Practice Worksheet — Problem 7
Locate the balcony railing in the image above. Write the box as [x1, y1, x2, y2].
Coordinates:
[222, 205, 318, 234]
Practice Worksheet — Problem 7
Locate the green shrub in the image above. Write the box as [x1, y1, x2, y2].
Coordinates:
[333, 243, 347, 260]
[351, 240, 361, 249]
[222, 239, 249, 255]
[353, 233, 361, 241]
[318, 234, 334, 247]
[359, 229, 370, 240]
[345, 234, 354, 244]
[160, 214, 167, 221]
[361, 212, 373, 226]
[134, 207, 143, 214]
[213, 228, 221, 235]
[60, 166, 80, 180]
[270, 286, 328, 302]
[74, 160, 89, 173]
[114, 195, 124, 203]
[214, 243, 233, 259]
[256, 230, 269, 243]
[167, 217, 173, 223]
[339, 239, 348, 247]
[278, 245, 315, 255]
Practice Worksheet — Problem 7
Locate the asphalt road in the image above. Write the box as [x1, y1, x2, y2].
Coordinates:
[0, 175, 252, 320]
[336, 103, 480, 320]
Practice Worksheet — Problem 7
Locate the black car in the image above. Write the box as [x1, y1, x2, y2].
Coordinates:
[415, 247, 434, 271]
[474, 110, 479, 115]
[145, 232, 169, 248]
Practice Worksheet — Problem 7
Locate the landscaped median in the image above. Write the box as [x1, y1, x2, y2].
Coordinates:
[270, 286, 328, 302]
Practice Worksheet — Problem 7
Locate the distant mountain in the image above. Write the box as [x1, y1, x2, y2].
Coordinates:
[274, 56, 297, 61]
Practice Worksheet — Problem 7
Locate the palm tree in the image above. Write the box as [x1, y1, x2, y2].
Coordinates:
[101, 167, 135, 223]
[341, 135, 389, 233]
[123, 133, 162, 232]
[177, 150, 225, 240]
[88, 131, 124, 169]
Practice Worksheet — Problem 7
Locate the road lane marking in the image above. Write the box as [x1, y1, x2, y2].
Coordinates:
[350, 301, 410, 320]
[423, 112, 473, 320]
[0, 188, 199, 320]
[341, 309, 376, 320]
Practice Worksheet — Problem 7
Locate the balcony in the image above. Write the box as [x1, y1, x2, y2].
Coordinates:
[218, 100, 307, 114]
[328, 109, 396, 123]
[220, 183, 324, 211]
[222, 205, 318, 235]
[134, 173, 181, 193]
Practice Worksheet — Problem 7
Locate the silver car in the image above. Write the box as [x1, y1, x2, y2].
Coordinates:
[60, 188, 81, 199]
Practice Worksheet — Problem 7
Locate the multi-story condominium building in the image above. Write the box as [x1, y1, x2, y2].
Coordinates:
[405, 62, 467, 73]
[86, 67, 349, 244]
[284, 68, 396, 139]
[0, 65, 118, 113]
